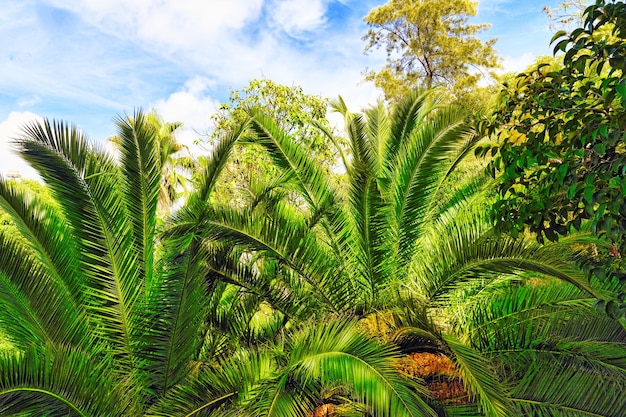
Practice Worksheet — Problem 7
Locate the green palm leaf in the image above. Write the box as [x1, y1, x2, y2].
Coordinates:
[443, 333, 512, 417]
[0, 346, 132, 416]
[16, 119, 141, 369]
[0, 230, 89, 349]
[246, 320, 436, 417]
[116, 111, 162, 285]
[247, 110, 336, 213]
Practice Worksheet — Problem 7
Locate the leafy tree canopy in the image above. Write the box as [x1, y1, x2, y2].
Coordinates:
[207, 79, 338, 206]
[362, 0, 500, 103]
[485, 0, 626, 316]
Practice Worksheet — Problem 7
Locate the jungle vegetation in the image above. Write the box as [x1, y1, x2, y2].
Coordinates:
[0, 1, 624, 416]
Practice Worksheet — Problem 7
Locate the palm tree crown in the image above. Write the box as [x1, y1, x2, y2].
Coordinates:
[190, 89, 626, 416]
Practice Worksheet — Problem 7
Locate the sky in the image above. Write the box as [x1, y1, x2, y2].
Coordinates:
[0, 0, 568, 178]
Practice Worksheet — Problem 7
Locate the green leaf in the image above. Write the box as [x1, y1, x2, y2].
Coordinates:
[583, 185, 595, 203]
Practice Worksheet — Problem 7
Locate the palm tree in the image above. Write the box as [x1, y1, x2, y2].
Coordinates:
[189, 89, 626, 416]
[108, 110, 197, 213]
[0, 111, 432, 416]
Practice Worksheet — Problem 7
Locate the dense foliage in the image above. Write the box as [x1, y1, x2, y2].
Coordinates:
[486, 0, 626, 315]
[207, 79, 336, 206]
[0, 110, 443, 416]
[0, 2, 625, 416]
[181, 90, 626, 416]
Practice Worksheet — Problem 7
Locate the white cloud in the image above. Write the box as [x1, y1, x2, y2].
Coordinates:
[153, 77, 220, 153]
[49, 0, 265, 52]
[269, 0, 328, 35]
[0, 111, 42, 180]
[17, 95, 41, 108]
[501, 52, 536, 74]
[0, 0, 384, 144]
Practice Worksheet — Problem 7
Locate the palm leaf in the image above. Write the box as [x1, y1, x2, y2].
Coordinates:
[139, 239, 208, 397]
[0, 179, 85, 309]
[413, 207, 601, 303]
[384, 89, 436, 170]
[390, 105, 472, 265]
[245, 320, 436, 417]
[16, 119, 141, 370]
[247, 110, 336, 215]
[342, 109, 391, 309]
[443, 333, 513, 417]
[146, 350, 267, 417]
[115, 110, 162, 285]
[0, 346, 132, 416]
[0, 230, 88, 349]
[458, 279, 626, 417]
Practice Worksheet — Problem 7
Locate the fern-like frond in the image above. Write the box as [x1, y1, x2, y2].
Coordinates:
[390, 105, 472, 265]
[17, 119, 141, 371]
[146, 350, 268, 417]
[0, 179, 85, 309]
[139, 239, 208, 397]
[443, 333, 513, 417]
[0, 230, 90, 350]
[384, 89, 437, 170]
[115, 110, 162, 285]
[247, 111, 336, 214]
[0, 346, 133, 416]
[413, 207, 600, 304]
[245, 320, 436, 417]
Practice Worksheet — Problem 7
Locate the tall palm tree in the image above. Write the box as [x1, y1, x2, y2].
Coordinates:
[0, 111, 432, 416]
[189, 89, 626, 416]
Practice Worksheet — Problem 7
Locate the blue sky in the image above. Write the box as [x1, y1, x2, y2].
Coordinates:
[1, 0, 567, 177]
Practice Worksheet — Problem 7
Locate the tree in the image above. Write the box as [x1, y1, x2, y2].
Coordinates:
[108, 110, 196, 213]
[194, 89, 626, 416]
[207, 78, 339, 206]
[543, 0, 588, 29]
[0, 111, 429, 416]
[362, 0, 500, 102]
[485, 0, 626, 316]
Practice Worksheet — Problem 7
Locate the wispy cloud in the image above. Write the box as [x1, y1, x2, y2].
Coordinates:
[501, 52, 537, 74]
[0, 0, 561, 145]
[17, 96, 41, 108]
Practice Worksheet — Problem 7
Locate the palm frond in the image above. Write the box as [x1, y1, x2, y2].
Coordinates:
[390, 105, 472, 265]
[443, 333, 513, 417]
[0, 230, 90, 350]
[115, 110, 162, 284]
[17, 119, 141, 371]
[457, 279, 626, 417]
[242, 320, 436, 417]
[0, 179, 85, 308]
[0, 346, 132, 416]
[288, 320, 437, 417]
[203, 245, 310, 323]
[139, 238, 208, 397]
[199, 205, 354, 313]
[364, 103, 390, 175]
[413, 206, 601, 304]
[342, 109, 392, 308]
[193, 116, 250, 206]
[146, 350, 268, 417]
[247, 110, 336, 213]
[509, 346, 626, 416]
[384, 89, 436, 170]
